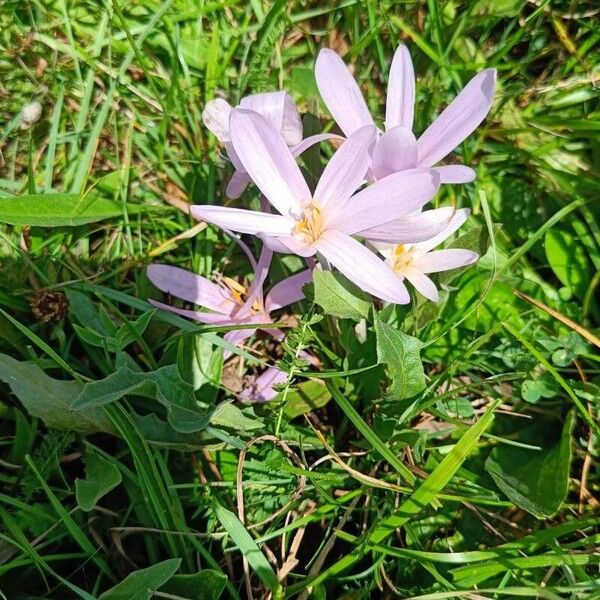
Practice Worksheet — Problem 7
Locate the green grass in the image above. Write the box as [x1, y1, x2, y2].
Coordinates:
[1, 1, 599, 598]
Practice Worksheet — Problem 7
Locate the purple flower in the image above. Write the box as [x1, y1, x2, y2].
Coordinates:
[373, 208, 478, 301]
[203, 91, 336, 198]
[314, 46, 496, 183]
[147, 245, 312, 351]
[238, 367, 288, 403]
[192, 109, 442, 305]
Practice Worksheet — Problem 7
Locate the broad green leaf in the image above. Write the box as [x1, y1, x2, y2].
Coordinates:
[72, 366, 260, 433]
[212, 500, 281, 595]
[0, 354, 114, 434]
[75, 446, 122, 512]
[282, 380, 331, 418]
[71, 365, 209, 433]
[545, 228, 591, 298]
[209, 401, 262, 432]
[0, 193, 143, 227]
[485, 411, 574, 518]
[160, 570, 227, 600]
[99, 559, 181, 600]
[374, 313, 426, 400]
[313, 270, 371, 321]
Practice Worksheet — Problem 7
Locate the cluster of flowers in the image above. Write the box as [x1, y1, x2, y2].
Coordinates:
[148, 46, 496, 400]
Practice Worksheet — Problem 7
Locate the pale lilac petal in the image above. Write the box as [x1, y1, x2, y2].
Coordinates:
[371, 126, 418, 180]
[415, 249, 478, 273]
[225, 171, 251, 198]
[385, 45, 415, 130]
[241, 245, 273, 314]
[222, 229, 258, 271]
[147, 265, 233, 315]
[315, 49, 375, 136]
[404, 268, 439, 302]
[315, 126, 377, 213]
[261, 235, 317, 257]
[149, 299, 235, 323]
[240, 91, 286, 130]
[239, 367, 288, 403]
[224, 142, 245, 171]
[191, 205, 295, 236]
[230, 109, 309, 215]
[265, 269, 313, 313]
[359, 206, 457, 244]
[281, 94, 304, 146]
[224, 326, 259, 348]
[314, 230, 409, 304]
[435, 165, 476, 184]
[202, 98, 232, 142]
[331, 169, 440, 235]
[417, 69, 496, 168]
[290, 133, 344, 157]
[415, 207, 470, 252]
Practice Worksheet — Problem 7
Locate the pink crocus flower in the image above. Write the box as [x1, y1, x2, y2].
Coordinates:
[147, 245, 312, 351]
[314, 46, 496, 183]
[238, 366, 288, 403]
[203, 91, 335, 198]
[373, 208, 478, 302]
[192, 109, 443, 305]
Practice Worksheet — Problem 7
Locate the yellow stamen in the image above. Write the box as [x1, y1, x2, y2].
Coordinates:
[293, 202, 324, 244]
[390, 244, 416, 273]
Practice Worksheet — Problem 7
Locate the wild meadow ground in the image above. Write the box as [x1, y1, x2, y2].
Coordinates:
[0, 1, 599, 598]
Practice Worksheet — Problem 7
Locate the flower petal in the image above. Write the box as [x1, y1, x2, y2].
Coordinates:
[191, 205, 295, 236]
[225, 170, 251, 198]
[404, 268, 439, 301]
[224, 326, 259, 348]
[240, 245, 273, 314]
[149, 299, 235, 324]
[315, 125, 377, 213]
[435, 165, 476, 184]
[261, 235, 317, 257]
[238, 367, 288, 403]
[229, 109, 310, 215]
[385, 45, 415, 130]
[359, 206, 457, 244]
[414, 207, 470, 252]
[371, 126, 418, 180]
[265, 269, 313, 312]
[281, 93, 304, 146]
[332, 169, 440, 235]
[417, 68, 496, 168]
[314, 229, 409, 304]
[239, 91, 303, 147]
[147, 265, 233, 314]
[202, 98, 232, 142]
[415, 249, 478, 273]
[315, 49, 375, 136]
[290, 133, 344, 157]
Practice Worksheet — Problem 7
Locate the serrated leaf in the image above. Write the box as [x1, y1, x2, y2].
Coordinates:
[99, 559, 181, 600]
[374, 314, 426, 400]
[0, 193, 143, 227]
[75, 446, 122, 511]
[313, 270, 371, 320]
[485, 411, 574, 518]
[0, 354, 114, 434]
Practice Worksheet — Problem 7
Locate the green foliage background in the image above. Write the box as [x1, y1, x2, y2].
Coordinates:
[0, 0, 599, 598]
